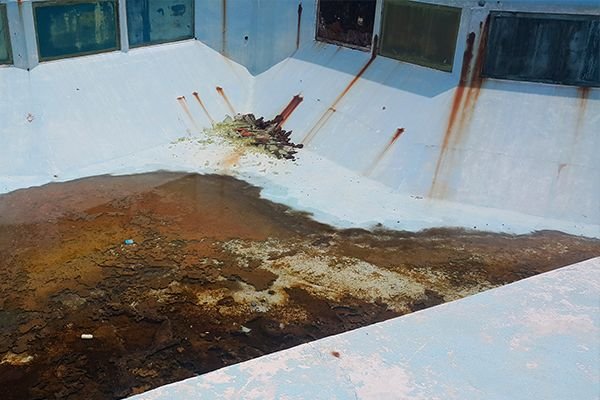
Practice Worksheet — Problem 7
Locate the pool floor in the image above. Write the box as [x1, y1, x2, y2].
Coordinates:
[0, 172, 598, 399]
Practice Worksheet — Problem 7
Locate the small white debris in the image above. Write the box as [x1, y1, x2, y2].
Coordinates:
[240, 325, 252, 334]
[81, 334, 94, 340]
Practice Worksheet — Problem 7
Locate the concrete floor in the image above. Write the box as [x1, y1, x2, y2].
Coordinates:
[129, 256, 600, 400]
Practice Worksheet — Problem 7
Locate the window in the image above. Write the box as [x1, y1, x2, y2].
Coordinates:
[317, 0, 376, 49]
[33, 0, 119, 61]
[0, 4, 11, 65]
[380, 0, 461, 72]
[127, 0, 194, 47]
[483, 12, 600, 87]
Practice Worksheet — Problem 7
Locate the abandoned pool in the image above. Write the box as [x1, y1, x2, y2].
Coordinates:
[0, 0, 598, 399]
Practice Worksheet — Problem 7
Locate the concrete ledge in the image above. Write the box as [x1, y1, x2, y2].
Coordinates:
[129, 256, 600, 400]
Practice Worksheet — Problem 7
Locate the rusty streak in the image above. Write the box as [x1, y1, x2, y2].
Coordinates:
[176, 96, 201, 133]
[296, 3, 303, 50]
[216, 86, 236, 115]
[364, 128, 405, 176]
[192, 91, 215, 125]
[574, 87, 590, 139]
[301, 35, 379, 145]
[429, 17, 490, 199]
[221, 0, 227, 55]
[275, 94, 303, 127]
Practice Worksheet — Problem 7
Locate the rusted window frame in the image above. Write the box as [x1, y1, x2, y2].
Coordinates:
[315, 0, 376, 51]
[482, 11, 600, 87]
[33, 0, 121, 62]
[0, 3, 12, 65]
[378, 0, 462, 72]
[127, 0, 195, 49]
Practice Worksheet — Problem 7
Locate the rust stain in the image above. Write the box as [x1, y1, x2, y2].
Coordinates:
[192, 91, 215, 125]
[574, 87, 590, 139]
[221, 148, 243, 169]
[275, 94, 304, 127]
[296, 3, 303, 50]
[221, 0, 227, 55]
[216, 86, 237, 115]
[301, 35, 379, 145]
[331, 351, 341, 358]
[364, 128, 405, 176]
[429, 17, 490, 199]
[176, 96, 201, 133]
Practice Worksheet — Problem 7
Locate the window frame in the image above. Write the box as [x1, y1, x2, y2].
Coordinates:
[0, 3, 12, 65]
[127, 0, 196, 49]
[33, 0, 121, 62]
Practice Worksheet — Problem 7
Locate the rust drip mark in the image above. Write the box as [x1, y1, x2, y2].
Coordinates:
[192, 91, 215, 125]
[364, 128, 405, 176]
[176, 96, 201, 133]
[296, 3, 303, 50]
[275, 94, 303, 127]
[221, 0, 227, 55]
[429, 18, 490, 199]
[302, 35, 379, 145]
[221, 148, 244, 170]
[574, 87, 590, 139]
[216, 86, 236, 115]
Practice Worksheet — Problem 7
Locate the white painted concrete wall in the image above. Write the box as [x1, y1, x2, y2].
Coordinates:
[0, 0, 598, 235]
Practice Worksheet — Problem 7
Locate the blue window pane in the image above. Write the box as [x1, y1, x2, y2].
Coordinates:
[127, 0, 194, 47]
[0, 4, 11, 64]
[34, 1, 119, 61]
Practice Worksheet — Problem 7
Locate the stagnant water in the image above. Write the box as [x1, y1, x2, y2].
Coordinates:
[0, 172, 598, 399]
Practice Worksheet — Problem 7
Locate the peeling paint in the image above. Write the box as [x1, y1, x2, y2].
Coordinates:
[192, 91, 214, 125]
[302, 35, 379, 145]
[275, 94, 303, 127]
[176, 95, 201, 133]
[364, 128, 405, 176]
[429, 18, 490, 199]
[296, 3, 303, 50]
[216, 86, 236, 115]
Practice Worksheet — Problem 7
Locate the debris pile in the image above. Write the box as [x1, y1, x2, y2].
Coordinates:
[209, 113, 304, 160]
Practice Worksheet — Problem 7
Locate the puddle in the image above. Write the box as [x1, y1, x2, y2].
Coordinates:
[0, 172, 598, 399]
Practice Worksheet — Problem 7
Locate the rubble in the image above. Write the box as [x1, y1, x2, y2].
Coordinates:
[207, 113, 304, 160]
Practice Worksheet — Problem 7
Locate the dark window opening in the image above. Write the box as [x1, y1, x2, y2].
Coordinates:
[380, 0, 461, 72]
[0, 4, 11, 65]
[127, 0, 194, 48]
[483, 12, 600, 87]
[317, 0, 376, 49]
[33, 0, 119, 62]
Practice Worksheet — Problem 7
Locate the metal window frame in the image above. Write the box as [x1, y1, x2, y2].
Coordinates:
[314, 0, 377, 51]
[127, 0, 195, 49]
[33, 0, 121, 62]
[0, 3, 12, 65]
[482, 11, 600, 87]
[378, 0, 462, 73]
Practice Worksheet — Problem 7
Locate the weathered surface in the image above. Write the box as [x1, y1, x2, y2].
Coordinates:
[0, 172, 598, 399]
[131, 257, 600, 400]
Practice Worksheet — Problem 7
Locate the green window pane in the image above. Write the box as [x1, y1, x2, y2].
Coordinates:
[127, 0, 194, 47]
[0, 4, 11, 65]
[34, 0, 119, 61]
[380, 0, 461, 72]
[483, 12, 600, 87]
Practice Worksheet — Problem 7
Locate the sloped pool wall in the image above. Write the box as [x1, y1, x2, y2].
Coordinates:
[0, 0, 598, 234]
